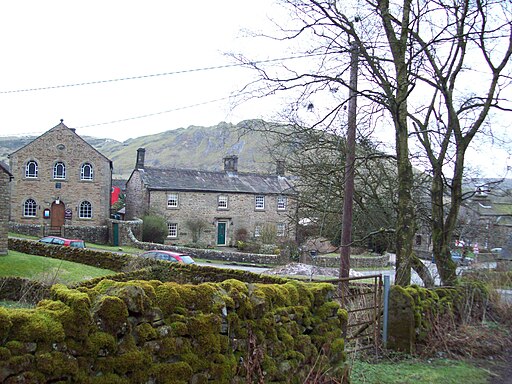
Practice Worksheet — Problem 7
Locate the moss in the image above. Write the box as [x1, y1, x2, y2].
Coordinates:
[170, 321, 189, 336]
[306, 283, 336, 307]
[154, 282, 183, 315]
[87, 331, 118, 356]
[48, 285, 92, 339]
[7, 308, 65, 343]
[0, 346, 11, 360]
[111, 350, 152, 377]
[135, 322, 157, 343]
[156, 336, 192, 360]
[0, 306, 12, 341]
[316, 301, 341, 320]
[92, 295, 129, 335]
[87, 373, 130, 384]
[35, 351, 79, 378]
[150, 362, 193, 383]
[208, 353, 237, 382]
[181, 351, 209, 371]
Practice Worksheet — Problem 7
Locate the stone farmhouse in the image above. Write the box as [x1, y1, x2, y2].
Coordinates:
[125, 149, 297, 246]
[0, 162, 13, 255]
[8, 121, 113, 243]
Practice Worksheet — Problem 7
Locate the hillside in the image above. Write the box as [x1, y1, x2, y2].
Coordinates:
[0, 120, 284, 179]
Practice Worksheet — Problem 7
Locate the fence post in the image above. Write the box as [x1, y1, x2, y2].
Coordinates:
[382, 275, 390, 348]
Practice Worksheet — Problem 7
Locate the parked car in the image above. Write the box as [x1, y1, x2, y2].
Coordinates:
[38, 236, 86, 248]
[431, 251, 473, 266]
[140, 250, 195, 264]
[450, 251, 472, 266]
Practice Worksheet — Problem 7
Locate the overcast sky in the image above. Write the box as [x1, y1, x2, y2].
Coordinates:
[0, 1, 509, 177]
[0, 0, 287, 140]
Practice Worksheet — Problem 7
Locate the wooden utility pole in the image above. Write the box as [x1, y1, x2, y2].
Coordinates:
[339, 41, 358, 303]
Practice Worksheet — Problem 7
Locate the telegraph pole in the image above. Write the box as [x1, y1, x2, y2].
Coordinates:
[339, 40, 358, 302]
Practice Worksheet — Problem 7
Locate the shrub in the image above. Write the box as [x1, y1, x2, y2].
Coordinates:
[142, 215, 167, 244]
[185, 219, 208, 244]
[235, 228, 248, 243]
[260, 224, 277, 245]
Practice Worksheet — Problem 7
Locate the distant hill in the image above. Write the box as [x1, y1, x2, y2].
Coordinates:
[0, 120, 285, 179]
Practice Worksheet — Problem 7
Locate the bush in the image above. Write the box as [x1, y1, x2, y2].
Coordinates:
[142, 215, 167, 244]
[235, 228, 248, 243]
[185, 219, 208, 244]
[260, 224, 277, 245]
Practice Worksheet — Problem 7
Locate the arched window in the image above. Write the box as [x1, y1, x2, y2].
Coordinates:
[23, 199, 37, 217]
[53, 162, 66, 179]
[79, 201, 92, 218]
[81, 163, 93, 180]
[25, 161, 38, 178]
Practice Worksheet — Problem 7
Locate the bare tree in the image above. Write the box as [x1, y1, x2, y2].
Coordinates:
[234, 0, 511, 286]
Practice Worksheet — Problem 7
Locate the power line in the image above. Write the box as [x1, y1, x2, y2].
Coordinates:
[76, 83, 274, 129]
[0, 53, 325, 95]
[76, 95, 233, 129]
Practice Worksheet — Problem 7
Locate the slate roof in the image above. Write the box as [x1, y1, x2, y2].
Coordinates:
[0, 161, 12, 177]
[139, 167, 296, 195]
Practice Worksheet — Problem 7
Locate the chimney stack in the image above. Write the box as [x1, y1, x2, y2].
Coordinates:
[276, 160, 285, 176]
[223, 155, 238, 173]
[136, 148, 146, 169]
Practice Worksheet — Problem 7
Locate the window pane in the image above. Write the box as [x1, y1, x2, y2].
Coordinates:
[277, 196, 287, 210]
[81, 163, 93, 180]
[79, 201, 92, 218]
[218, 195, 228, 208]
[53, 162, 66, 179]
[23, 199, 37, 217]
[167, 193, 178, 208]
[168, 223, 178, 237]
[25, 161, 38, 178]
[255, 195, 265, 210]
[277, 223, 286, 237]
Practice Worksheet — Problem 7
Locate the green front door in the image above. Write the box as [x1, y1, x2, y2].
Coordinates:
[217, 222, 227, 246]
[113, 223, 119, 246]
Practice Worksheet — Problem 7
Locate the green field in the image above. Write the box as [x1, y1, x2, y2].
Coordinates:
[350, 358, 490, 384]
[0, 250, 115, 284]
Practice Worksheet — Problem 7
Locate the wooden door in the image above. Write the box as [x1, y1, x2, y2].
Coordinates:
[51, 201, 65, 230]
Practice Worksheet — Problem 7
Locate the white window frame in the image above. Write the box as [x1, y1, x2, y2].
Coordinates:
[79, 201, 92, 218]
[167, 193, 179, 208]
[218, 195, 228, 209]
[80, 163, 93, 180]
[167, 222, 178, 238]
[25, 161, 38, 178]
[255, 195, 265, 210]
[23, 199, 37, 217]
[53, 162, 66, 179]
[277, 223, 286, 237]
[277, 196, 287, 211]
[254, 225, 261, 237]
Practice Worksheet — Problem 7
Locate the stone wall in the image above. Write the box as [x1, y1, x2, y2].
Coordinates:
[302, 253, 390, 269]
[108, 218, 143, 247]
[126, 228, 287, 265]
[0, 167, 11, 255]
[387, 283, 488, 353]
[9, 222, 109, 245]
[0, 279, 347, 383]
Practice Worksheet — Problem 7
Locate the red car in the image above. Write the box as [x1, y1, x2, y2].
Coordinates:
[39, 236, 86, 248]
[140, 250, 195, 264]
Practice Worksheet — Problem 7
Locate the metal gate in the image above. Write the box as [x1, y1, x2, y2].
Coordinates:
[327, 274, 383, 355]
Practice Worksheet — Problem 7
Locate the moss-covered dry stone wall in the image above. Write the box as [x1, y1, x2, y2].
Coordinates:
[0, 279, 347, 383]
[387, 283, 488, 353]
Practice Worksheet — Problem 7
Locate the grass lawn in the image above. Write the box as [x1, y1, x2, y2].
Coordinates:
[0, 250, 115, 284]
[350, 358, 490, 384]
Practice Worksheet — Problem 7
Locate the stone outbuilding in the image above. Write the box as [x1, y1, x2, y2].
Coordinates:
[0, 162, 13, 255]
[125, 148, 297, 246]
[8, 121, 113, 243]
